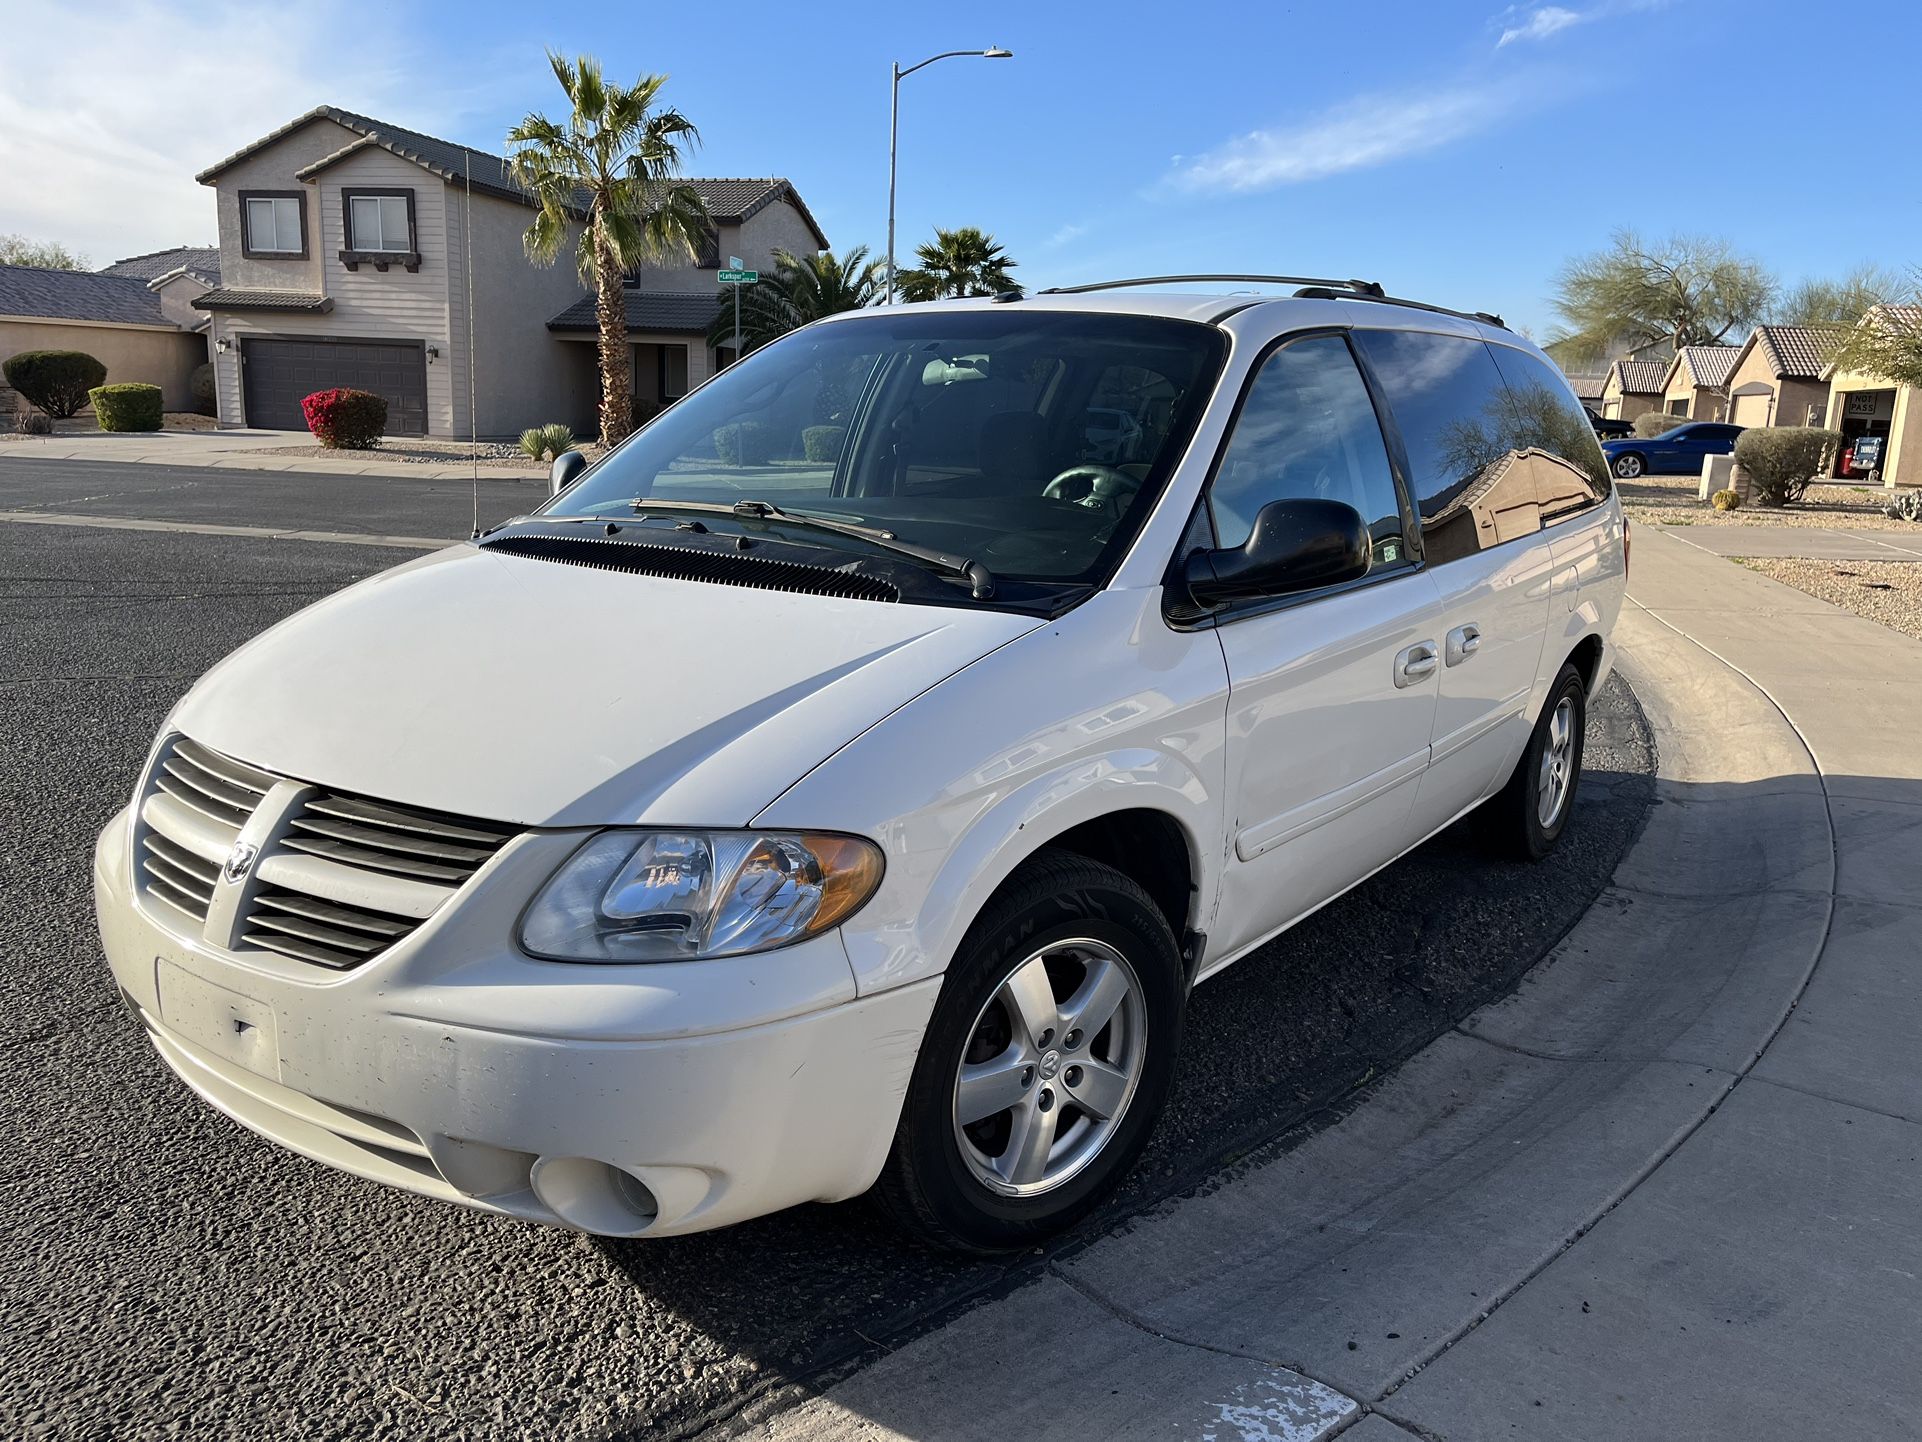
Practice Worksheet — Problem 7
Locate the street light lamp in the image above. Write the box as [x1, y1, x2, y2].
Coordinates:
[887, 46, 1014, 304]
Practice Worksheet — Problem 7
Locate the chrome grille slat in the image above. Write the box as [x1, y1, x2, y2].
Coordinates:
[289, 815, 496, 866]
[136, 735, 516, 972]
[278, 833, 475, 884]
[303, 794, 513, 846]
[253, 892, 412, 938]
[141, 848, 216, 907]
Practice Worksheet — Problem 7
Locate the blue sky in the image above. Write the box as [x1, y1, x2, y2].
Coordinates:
[4, 0, 1916, 337]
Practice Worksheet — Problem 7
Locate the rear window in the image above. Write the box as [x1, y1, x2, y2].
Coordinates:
[1353, 329, 1610, 565]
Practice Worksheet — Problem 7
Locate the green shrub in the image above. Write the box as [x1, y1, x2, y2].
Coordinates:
[1632, 411, 1685, 438]
[712, 420, 772, 465]
[1733, 427, 1840, 507]
[301, 387, 386, 449]
[189, 362, 216, 415]
[519, 423, 578, 462]
[801, 425, 846, 463]
[631, 396, 663, 430]
[89, 383, 163, 432]
[1710, 488, 1740, 512]
[2, 349, 107, 418]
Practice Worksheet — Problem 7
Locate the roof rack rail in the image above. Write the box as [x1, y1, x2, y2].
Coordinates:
[1291, 285, 1507, 331]
[1031, 273, 1507, 331]
[1037, 274, 1387, 298]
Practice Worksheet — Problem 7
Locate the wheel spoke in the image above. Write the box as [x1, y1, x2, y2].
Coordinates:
[997, 1096, 1059, 1186]
[956, 1048, 1029, 1125]
[1061, 955, 1130, 1040]
[1000, 956, 1061, 1051]
[1064, 1059, 1129, 1119]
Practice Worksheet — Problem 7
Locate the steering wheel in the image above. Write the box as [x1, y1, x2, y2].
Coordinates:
[1042, 464, 1141, 512]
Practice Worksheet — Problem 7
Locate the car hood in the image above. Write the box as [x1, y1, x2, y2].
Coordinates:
[171, 543, 1040, 828]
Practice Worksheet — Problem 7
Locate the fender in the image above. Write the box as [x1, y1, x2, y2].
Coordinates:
[754, 587, 1231, 997]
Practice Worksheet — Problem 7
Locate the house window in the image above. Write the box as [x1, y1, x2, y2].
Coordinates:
[241, 192, 306, 257]
[661, 344, 689, 400]
[346, 191, 414, 252]
[1668, 398, 1689, 416]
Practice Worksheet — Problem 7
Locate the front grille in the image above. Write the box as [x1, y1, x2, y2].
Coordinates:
[135, 735, 517, 970]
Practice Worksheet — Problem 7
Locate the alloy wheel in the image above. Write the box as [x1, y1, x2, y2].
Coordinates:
[951, 938, 1148, 1197]
[1537, 694, 1577, 829]
[1613, 454, 1644, 479]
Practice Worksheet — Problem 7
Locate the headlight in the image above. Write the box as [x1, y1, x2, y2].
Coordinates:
[519, 829, 884, 963]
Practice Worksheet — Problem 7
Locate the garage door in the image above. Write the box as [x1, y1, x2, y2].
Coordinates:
[242, 338, 428, 436]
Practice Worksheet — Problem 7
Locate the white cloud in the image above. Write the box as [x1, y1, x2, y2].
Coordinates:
[1045, 223, 1088, 248]
[0, 0, 491, 265]
[1493, 0, 1675, 47]
[1497, 5, 1582, 44]
[1167, 85, 1519, 194]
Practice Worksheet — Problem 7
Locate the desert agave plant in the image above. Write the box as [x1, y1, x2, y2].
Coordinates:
[1884, 489, 1922, 523]
[519, 422, 578, 462]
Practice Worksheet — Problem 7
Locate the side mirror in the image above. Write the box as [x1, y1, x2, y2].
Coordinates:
[1180, 498, 1370, 610]
[549, 448, 588, 497]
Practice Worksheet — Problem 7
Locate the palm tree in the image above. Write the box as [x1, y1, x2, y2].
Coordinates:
[896, 226, 1018, 302]
[507, 54, 710, 446]
[708, 246, 884, 355]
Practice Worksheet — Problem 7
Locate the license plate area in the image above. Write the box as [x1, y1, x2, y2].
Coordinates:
[155, 958, 280, 1079]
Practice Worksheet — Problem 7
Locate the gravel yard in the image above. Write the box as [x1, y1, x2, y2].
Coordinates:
[251, 437, 595, 469]
[1733, 556, 1922, 641]
[1619, 474, 1920, 531]
[2, 411, 217, 440]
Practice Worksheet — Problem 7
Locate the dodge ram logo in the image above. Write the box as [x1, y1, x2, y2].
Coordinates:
[221, 839, 259, 885]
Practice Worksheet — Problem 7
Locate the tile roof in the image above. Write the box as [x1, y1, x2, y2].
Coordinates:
[1752, 325, 1843, 381]
[190, 288, 333, 313]
[1566, 374, 1607, 401]
[546, 290, 720, 334]
[1867, 303, 1922, 336]
[202, 107, 827, 246]
[101, 246, 221, 286]
[1610, 359, 1667, 395]
[0, 264, 173, 325]
[1676, 344, 1742, 389]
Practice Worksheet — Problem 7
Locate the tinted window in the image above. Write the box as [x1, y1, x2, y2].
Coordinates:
[1358, 329, 1608, 564]
[1207, 334, 1409, 572]
[550, 310, 1224, 591]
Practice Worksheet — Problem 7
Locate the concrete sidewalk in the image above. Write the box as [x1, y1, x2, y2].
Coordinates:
[745, 530, 1920, 1441]
[1653, 522, 1922, 561]
[0, 427, 547, 480]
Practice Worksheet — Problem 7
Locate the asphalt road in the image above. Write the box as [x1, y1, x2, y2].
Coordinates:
[0, 459, 1654, 1440]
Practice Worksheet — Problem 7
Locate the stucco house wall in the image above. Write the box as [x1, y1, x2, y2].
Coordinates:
[1827, 369, 1920, 488]
[1723, 342, 1828, 429]
[0, 317, 204, 411]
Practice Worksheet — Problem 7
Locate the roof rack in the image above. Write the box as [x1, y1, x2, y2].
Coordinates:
[1034, 274, 1506, 331]
[1038, 274, 1386, 298]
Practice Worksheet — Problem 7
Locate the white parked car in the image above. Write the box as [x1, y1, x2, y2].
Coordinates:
[94, 277, 1625, 1253]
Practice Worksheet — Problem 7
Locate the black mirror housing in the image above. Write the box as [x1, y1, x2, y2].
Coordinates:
[1182, 498, 1371, 610]
[549, 449, 589, 497]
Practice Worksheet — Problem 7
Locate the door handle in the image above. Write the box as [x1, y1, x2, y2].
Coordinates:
[1446, 623, 1482, 666]
[1394, 640, 1439, 688]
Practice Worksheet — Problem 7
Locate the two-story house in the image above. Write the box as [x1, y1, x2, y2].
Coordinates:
[190, 106, 827, 437]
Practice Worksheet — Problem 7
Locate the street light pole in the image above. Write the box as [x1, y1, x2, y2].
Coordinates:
[886, 46, 1013, 305]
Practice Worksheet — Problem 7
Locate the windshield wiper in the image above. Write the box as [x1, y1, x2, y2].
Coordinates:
[629, 497, 995, 599]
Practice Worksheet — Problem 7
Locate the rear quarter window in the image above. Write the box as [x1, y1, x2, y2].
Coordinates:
[1354, 329, 1610, 565]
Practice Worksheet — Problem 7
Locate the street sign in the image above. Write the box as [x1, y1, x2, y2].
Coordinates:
[718, 269, 758, 284]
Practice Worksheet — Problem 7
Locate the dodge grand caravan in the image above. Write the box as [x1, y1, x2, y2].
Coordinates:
[94, 276, 1625, 1252]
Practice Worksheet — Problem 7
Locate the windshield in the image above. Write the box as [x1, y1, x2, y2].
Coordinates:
[545, 310, 1225, 591]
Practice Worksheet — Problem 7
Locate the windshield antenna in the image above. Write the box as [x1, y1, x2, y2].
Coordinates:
[465, 150, 480, 539]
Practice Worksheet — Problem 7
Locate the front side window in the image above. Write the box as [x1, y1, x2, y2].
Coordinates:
[347, 192, 413, 252]
[1356, 329, 1610, 564]
[1207, 333, 1409, 571]
[242, 194, 304, 255]
[548, 310, 1225, 600]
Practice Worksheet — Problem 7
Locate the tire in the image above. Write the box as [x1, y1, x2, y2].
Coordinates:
[873, 849, 1185, 1253]
[1485, 662, 1588, 862]
[1612, 452, 1646, 479]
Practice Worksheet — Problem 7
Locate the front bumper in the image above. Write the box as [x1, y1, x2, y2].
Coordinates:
[94, 807, 938, 1236]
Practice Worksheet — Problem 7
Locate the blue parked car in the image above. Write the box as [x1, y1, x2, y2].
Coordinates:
[1601, 421, 1744, 479]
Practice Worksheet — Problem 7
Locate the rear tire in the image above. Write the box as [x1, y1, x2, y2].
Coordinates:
[873, 849, 1184, 1254]
[1612, 452, 1646, 479]
[1485, 662, 1587, 862]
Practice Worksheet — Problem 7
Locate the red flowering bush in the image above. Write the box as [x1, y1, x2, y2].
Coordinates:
[301, 388, 387, 449]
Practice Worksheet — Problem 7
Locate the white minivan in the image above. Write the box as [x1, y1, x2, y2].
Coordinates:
[94, 278, 1624, 1252]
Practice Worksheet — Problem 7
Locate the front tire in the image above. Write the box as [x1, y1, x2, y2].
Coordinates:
[874, 849, 1185, 1253]
[1612, 452, 1646, 479]
[1486, 662, 1587, 861]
